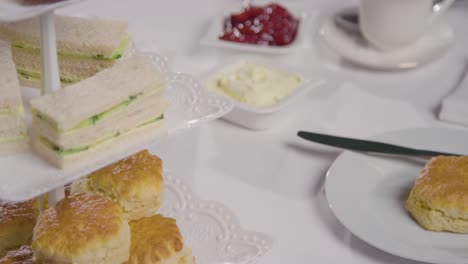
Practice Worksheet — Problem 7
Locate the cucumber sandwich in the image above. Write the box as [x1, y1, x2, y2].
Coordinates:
[0, 15, 129, 88]
[30, 56, 168, 168]
[0, 40, 28, 155]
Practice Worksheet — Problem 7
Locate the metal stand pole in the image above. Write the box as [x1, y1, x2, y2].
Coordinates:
[39, 11, 64, 206]
[39, 11, 61, 95]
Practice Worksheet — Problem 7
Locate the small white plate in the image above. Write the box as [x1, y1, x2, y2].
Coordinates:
[0, 0, 85, 22]
[319, 15, 455, 70]
[326, 127, 468, 264]
[0, 52, 233, 202]
[201, 56, 326, 130]
[200, 3, 312, 54]
[161, 170, 273, 264]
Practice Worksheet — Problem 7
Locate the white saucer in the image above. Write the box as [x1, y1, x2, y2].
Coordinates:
[326, 128, 468, 264]
[319, 16, 455, 70]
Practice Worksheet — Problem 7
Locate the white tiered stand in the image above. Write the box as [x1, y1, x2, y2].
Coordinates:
[0, 1, 233, 206]
[39, 12, 63, 206]
[0, 0, 85, 206]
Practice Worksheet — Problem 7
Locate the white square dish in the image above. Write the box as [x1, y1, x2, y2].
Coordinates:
[201, 56, 326, 130]
[200, 3, 312, 54]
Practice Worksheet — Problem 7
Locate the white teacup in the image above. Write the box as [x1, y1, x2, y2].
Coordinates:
[360, 0, 454, 51]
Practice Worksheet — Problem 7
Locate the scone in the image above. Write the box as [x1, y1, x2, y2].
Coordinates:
[0, 198, 40, 257]
[0, 246, 34, 264]
[32, 193, 131, 264]
[70, 150, 164, 221]
[126, 215, 195, 264]
[406, 156, 468, 233]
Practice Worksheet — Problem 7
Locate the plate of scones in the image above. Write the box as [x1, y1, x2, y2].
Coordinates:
[0, 150, 273, 264]
[325, 127, 468, 264]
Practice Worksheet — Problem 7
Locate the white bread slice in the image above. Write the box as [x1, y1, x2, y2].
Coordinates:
[0, 115, 27, 137]
[12, 41, 132, 89]
[0, 40, 23, 114]
[1, 15, 128, 58]
[0, 40, 28, 155]
[18, 74, 47, 88]
[0, 140, 28, 155]
[34, 93, 168, 149]
[30, 55, 165, 131]
[0, 115, 28, 155]
[13, 46, 115, 82]
[33, 119, 164, 169]
[18, 73, 76, 89]
[0, 23, 8, 40]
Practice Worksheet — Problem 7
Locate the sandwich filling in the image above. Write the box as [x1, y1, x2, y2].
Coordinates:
[33, 86, 162, 134]
[39, 114, 164, 156]
[14, 36, 129, 85]
[18, 69, 79, 85]
[0, 106, 23, 115]
[0, 118, 27, 145]
[0, 135, 27, 144]
[11, 35, 130, 60]
[0, 39, 28, 150]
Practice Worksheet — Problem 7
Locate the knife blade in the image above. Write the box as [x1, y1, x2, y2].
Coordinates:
[297, 131, 462, 157]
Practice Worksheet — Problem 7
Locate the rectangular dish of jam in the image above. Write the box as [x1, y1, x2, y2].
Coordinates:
[219, 3, 300, 47]
[200, 2, 312, 54]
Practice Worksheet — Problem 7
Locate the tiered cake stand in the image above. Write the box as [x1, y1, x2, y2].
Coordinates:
[0, 1, 233, 206]
[0, 4, 274, 263]
[1, 1, 86, 206]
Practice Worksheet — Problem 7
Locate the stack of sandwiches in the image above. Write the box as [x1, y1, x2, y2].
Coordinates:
[0, 14, 129, 87]
[30, 55, 168, 168]
[0, 40, 28, 155]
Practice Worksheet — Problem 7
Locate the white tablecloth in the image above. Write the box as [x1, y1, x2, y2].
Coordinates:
[62, 1, 468, 263]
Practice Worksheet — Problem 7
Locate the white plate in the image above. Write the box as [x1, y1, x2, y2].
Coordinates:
[326, 127, 468, 264]
[0, 53, 233, 202]
[0, 0, 85, 22]
[318, 14, 454, 70]
[200, 3, 312, 54]
[201, 55, 326, 130]
[161, 170, 273, 264]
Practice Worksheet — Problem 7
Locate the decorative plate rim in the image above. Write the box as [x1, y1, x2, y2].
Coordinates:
[162, 170, 274, 264]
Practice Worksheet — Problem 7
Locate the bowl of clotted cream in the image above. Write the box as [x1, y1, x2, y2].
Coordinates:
[204, 57, 320, 130]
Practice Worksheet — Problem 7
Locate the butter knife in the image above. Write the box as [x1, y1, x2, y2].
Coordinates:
[297, 131, 462, 157]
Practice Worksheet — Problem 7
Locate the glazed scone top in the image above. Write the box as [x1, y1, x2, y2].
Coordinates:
[126, 215, 184, 264]
[0, 198, 40, 230]
[87, 150, 163, 200]
[410, 156, 468, 218]
[0, 246, 34, 264]
[32, 193, 124, 256]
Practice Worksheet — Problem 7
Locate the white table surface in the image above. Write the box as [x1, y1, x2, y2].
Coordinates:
[60, 0, 468, 263]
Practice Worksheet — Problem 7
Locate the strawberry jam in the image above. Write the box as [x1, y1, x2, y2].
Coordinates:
[219, 3, 299, 46]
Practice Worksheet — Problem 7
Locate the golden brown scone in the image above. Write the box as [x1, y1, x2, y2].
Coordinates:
[406, 156, 468, 233]
[126, 215, 195, 264]
[32, 193, 130, 264]
[70, 150, 164, 221]
[0, 246, 34, 264]
[0, 198, 40, 257]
